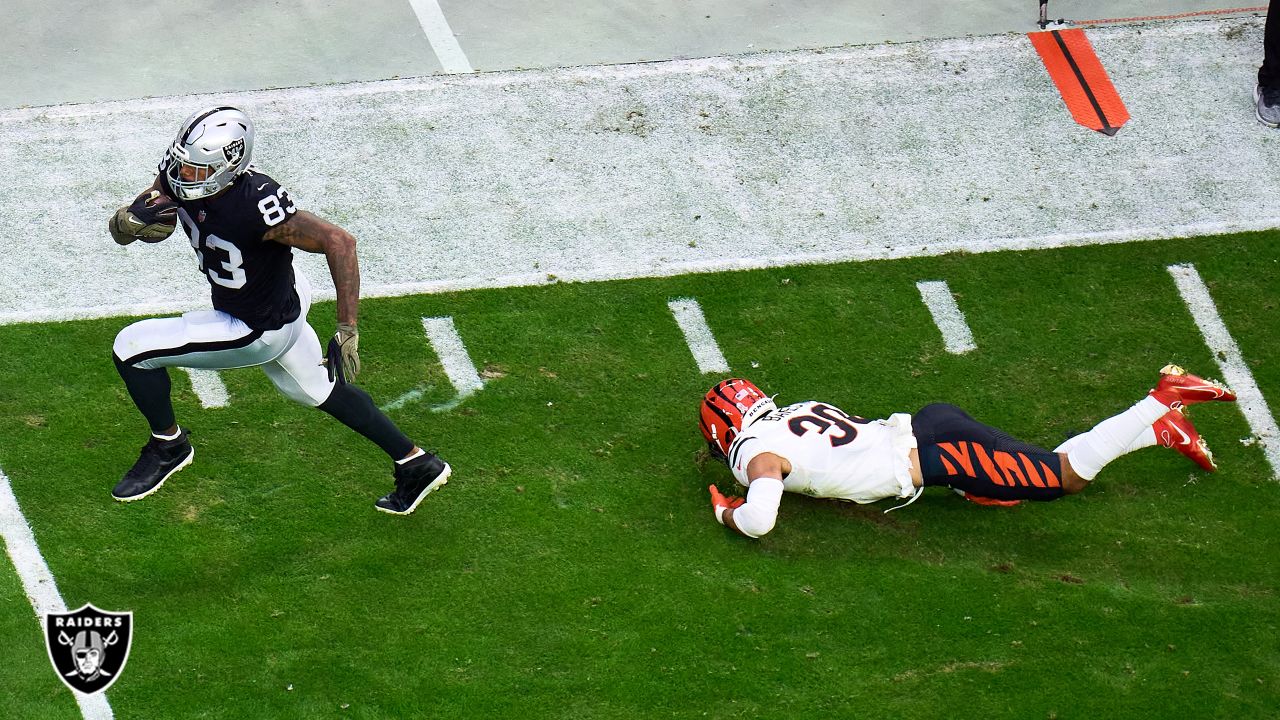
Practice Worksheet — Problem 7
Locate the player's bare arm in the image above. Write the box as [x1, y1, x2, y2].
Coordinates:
[720, 452, 789, 538]
[264, 210, 360, 326]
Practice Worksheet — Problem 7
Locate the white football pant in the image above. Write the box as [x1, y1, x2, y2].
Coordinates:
[112, 267, 336, 406]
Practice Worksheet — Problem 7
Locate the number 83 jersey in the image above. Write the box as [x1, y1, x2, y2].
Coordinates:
[160, 168, 301, 331]
[727, 401, 918, 504]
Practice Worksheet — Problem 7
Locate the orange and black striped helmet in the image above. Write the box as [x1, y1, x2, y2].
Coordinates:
[700, 378, 776, 463]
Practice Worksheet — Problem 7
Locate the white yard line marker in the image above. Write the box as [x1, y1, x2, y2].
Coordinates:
[407, 0, 474, 74]
[382, 387, 428, 413]
[0, 468, 114, 719]
[916, 280, 977, 354]
[1168, 263, 1280, 479]
[668, 299, 730, 374]
[421, 317, 484, 399]
[180, 369, 228, 408]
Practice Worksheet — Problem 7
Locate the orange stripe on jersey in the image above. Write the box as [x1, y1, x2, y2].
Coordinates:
[972, 444, 1005, 485]
[1039, 461, 1062, 488]
[956, 441, 978, 477]
[938, 442, 977, 477]
[994, 451, 1032, 487]
[940, 455, 958, 475]
[1019, 454, 1046, 488]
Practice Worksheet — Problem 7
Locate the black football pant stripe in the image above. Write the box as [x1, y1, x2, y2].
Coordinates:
[113, 329, 263, 434]
[117, 329, 264, 367]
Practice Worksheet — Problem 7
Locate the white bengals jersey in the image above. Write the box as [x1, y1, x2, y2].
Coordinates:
[727, 401, 917, 504]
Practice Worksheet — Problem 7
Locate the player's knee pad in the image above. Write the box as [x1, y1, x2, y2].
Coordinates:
[112, 324, 145, 365]
[271, 375, 331, 407]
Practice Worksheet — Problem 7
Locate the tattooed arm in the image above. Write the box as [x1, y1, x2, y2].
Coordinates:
[263, 210, 360, 327]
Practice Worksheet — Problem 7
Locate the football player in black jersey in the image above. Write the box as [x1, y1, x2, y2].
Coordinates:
[109, 106, 449, 515]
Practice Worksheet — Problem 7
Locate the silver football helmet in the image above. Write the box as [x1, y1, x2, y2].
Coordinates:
[163, 106, 254, 200]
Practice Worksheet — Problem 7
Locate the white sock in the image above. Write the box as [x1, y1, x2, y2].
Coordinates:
[1058, 425, 1159, 455]
[152, 427, 182, 441]
[395, 447, 425, 465]
[1060, 396, 1167, 481]
[1124, 426, 1158, 453]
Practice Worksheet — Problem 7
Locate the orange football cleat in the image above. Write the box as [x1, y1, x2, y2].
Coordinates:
[1149, 364, 1236, 410]
[1153, 408, 1217, 472]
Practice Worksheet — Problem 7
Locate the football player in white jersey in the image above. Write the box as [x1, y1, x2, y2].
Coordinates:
[699, 368, 1236, 539]
[108, 106, 449, 515]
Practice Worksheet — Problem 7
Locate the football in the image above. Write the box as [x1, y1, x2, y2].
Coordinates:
[109, 189, 178, 244]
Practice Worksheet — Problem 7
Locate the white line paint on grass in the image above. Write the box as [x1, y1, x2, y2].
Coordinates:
[668, 299, 730, 374]
[421, 317, 484, 399]
[3, 19, 1280, 325]
[1168, 263, 1280, 479]
[180, 369, 228, 408]
[382, 387, 427, 413]
[407, 0, 473, 73]
[0, 468, 114, 719]
[916, 280, 976, 354]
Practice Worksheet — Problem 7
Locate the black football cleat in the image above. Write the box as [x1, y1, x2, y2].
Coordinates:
[376, 452, 451, 515]
[112, 429, 194, 502]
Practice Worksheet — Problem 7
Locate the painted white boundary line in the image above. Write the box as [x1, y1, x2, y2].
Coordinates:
[0, 468, 114, 719]
[1168, 263, 1280, 479]
[8, 220, 1280, 328]
[916, 280, 976, 354]
[421, 317, 484, 398]
[3, 19, 1280, 326]
[668, 299, 730, 374]
[407, 0, 474, 74]
[180, 369, 228, 409]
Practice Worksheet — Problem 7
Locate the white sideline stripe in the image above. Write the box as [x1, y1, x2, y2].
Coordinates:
[421, 317, 484, 397]
[5, 219, 1280, 328]
[916, 280, 976, 354]
[180, 369, 228, 408]
[0, 469, 114, 719]
[407, 0, 473, 74]
[668, 299, 730, 374]
[1168, 263, 1280, 479]
[5, 19, 1280, 326]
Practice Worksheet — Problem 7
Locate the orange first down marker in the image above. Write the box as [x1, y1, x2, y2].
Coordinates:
[1028, 28, 1129, 136]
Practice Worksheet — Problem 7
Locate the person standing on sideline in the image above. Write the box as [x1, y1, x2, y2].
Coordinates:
[1256, 3, 1280, 126]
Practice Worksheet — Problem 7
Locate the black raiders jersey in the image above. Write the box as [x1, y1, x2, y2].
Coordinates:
[159, 168, 301, 331]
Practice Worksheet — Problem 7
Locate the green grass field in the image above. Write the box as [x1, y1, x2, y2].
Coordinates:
[1, 235, 1278, 719]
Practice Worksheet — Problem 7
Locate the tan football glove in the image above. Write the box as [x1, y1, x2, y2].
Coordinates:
[109, 189, 178, 245]
[324, 322, 361, 384]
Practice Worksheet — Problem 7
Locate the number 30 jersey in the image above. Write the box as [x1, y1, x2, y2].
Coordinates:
[159, 168, 301, 331]
[727, 401, 918, 504]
